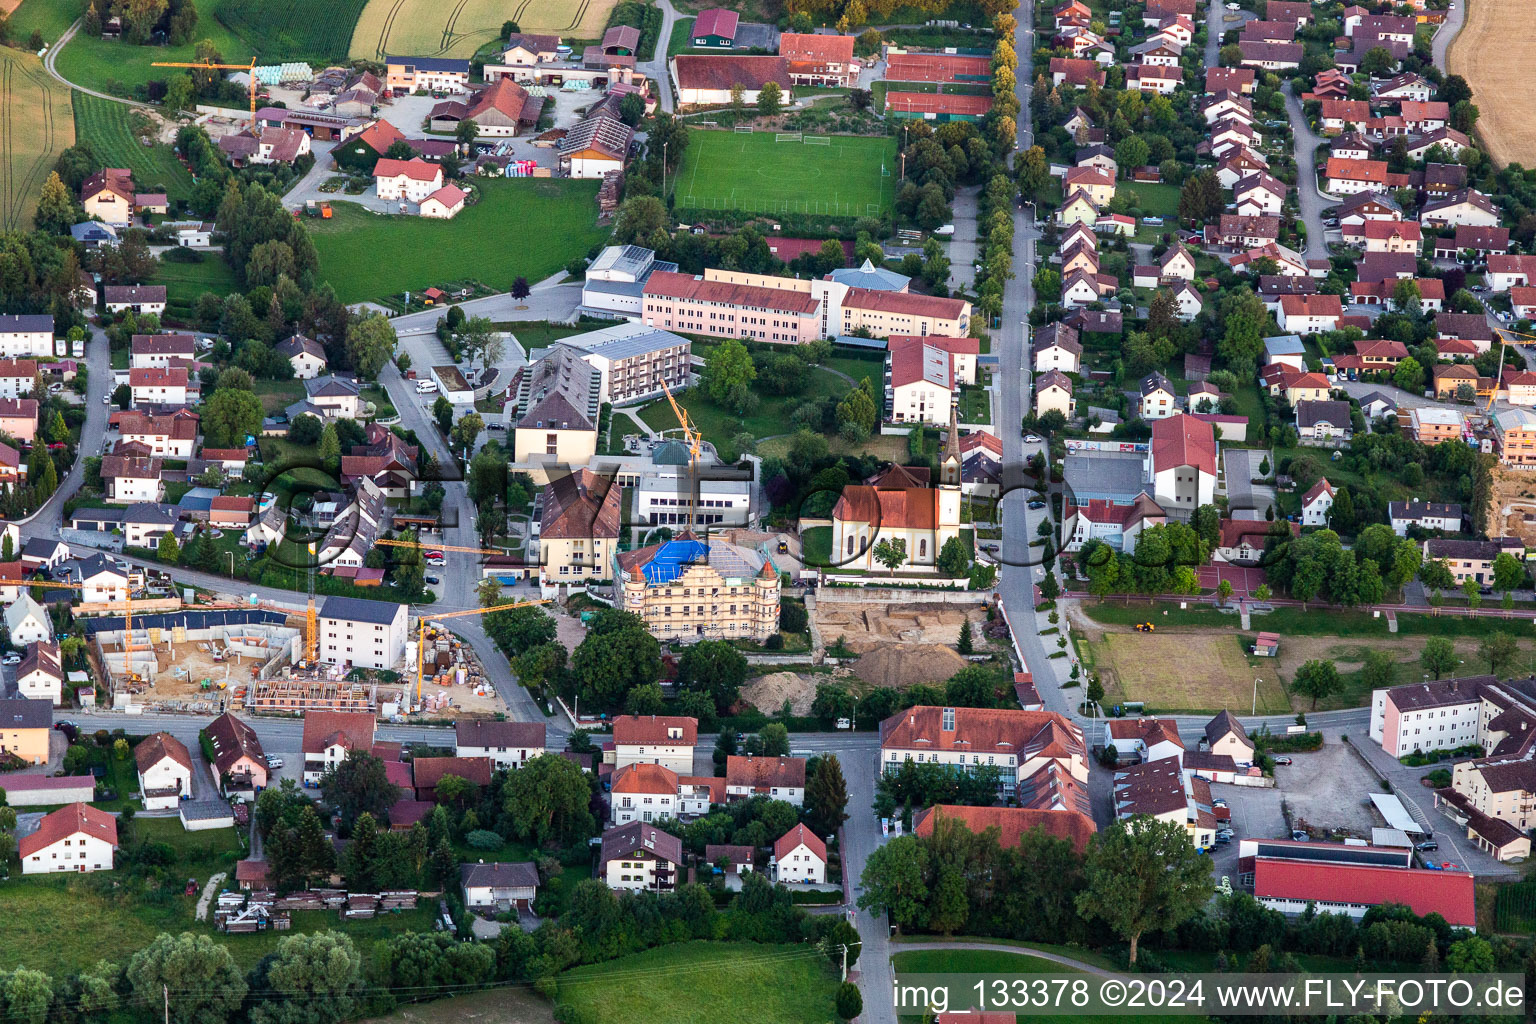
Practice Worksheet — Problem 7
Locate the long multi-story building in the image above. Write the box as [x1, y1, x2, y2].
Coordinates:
[879, 705, 1088, 797]
[615, 535, 780, 641]
[553, 322, 690, 406]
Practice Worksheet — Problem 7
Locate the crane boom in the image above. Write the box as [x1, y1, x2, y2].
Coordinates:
[152, 57, 259, 126]
[1481, 327, 1536, 410]
[414, 598, 550, 705]
[658, 376, 702, 535]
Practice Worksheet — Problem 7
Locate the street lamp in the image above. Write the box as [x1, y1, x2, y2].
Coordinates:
[1252, 677, 1261, 716]
[226, 551, 234, 575]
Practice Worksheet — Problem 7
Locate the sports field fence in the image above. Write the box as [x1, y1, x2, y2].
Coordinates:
[676, 194, 884, 216]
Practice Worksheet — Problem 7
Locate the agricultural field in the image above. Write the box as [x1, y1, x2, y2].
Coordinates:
[349, 0, 616, 59]
[215, 0, 371, 60]
[1448, 0, 1530, 166]
[71, 92, 195, 201]
[674, 128, 898, 218]
[0, 52, 74, 231]
[4, 0, 79, 46]
[555, 942, 840, 1024]
[308, 177, 609, 304]
[49, 0, 249, 96]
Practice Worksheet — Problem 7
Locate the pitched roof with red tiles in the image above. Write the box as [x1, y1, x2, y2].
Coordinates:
[373, 157, 442, 183]
[1048, 57, 1106, 86]
[301, 711, 376, 755]
[774, 822, 826, 861]
[913, 803, 1097, 853]
[674, 55, 791, 92]
[880, 705, 1084, 756]
[468, 77, 540, 123]
[610, 762, 680, 795]
[355, 119, 407, 155]
[612, 715, 699, 746]
[1302, 478, 1335, 506]
[645, 270, 819, 314]
[779, 32, 854, 64]
[1279, 294, 1344, 318]
[832, 483, 940, 530]
[19, 802, 118, 858]
[842, 286, 969, 320]
[541, 468, 622, 540]
[692, 7, 739, 39]
[1253, 859, 1473, 926]
[412, 755, 493, 791]
[134, 731, 193, 774]
[129, 367, 189, 388]
[726, 755, 806, 791]
[1150, 413, 1216, 475]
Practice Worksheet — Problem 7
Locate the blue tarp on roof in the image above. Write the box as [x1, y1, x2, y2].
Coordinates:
[641, 538, 708, 586]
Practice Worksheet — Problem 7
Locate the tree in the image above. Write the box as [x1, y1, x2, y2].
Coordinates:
[1178, 169, 1222, 224]
[612, 195, 667, 245]
[1420, 636, 1458, 680]
[34, 171, 76, 234]
[938, 535, 970, 577]
[758, 80, 782, 115]
[247, 931, 362, 1024]
[451, 413, 484, 457]
[201, 388, 262, 448]
[455, 118, 479, 146]
[157, 532, 180, 564]
[835, 384, 877, 442]
[344, 312, 396, 380]
[618, 92, 645, 126]
[1463, 576, 1483, 614]
[1447, 936, 1496, 973]
[1479, 632, 1519, 676]
[1493, 552, 1525, 594]
[501, 753, 594, 845]
[873, 537, 908, 573]
[957, 619, 974, 655]
[1292, 659, 1341, 710]
[320, 752, 401, 831]
[1076, 816, 1212, 966]
[569, 608, 661, 709]
[1393, 356, 1425, 393]
[806, 754, 849, 835]
[1253, 583, 1271, 602]
[511, 276, 531, 299]
[676, 640, 748, 712]
[1362, 648, 1395, 692]
[127, 932, 247, 1024]
[856, 835, 929, 932]
[1360, 45, 1394, 76]
[703, 338, 756, 409]
[1419, 558, 1456, 595]
[317, 423, 341, 473]
[835, 982, 862, 1022]
[759, 723, 790, 757]
[1217, 579, 1233, 606]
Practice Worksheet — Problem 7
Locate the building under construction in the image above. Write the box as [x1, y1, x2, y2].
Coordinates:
[85, 609, 301, 708]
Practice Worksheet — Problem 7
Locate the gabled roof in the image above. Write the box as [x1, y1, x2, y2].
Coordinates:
[134, 731, 193, 774]
[1253, 859, 1473, 927]
[1150, 414, 1216, 476]
[373, 157, 442, 183]
[455, 718, 546, 750]
[1205, 710, 1252, 748]
[692, 8, 739, 38]
[301, 710, 376, 755]
[914, 804, 1096, 853]
[1301, 478, 1335, 507]
[540, 468, 622, 540]
[205, 712, 265, 776]
[612, 714, 698, 746]
[19, 803, 118, 858]
[611, 762, 679, 794]
[779, 32, 854, 64]
[461, 860, 539, 890]
[599, 821, 683, 867]
[413, 755, 492, 790]
[726, 755, 806, 791]
[774, 822, 826, 861]
[880, 706, 1083, 756]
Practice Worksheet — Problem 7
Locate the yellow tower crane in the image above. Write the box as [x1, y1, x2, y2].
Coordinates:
[1480, 327, 1536, 411]
[151, 56, 260, 127]
[658, 376, 702, 535]
[20, 577, 140, 672]
[413, 599, 549, 706]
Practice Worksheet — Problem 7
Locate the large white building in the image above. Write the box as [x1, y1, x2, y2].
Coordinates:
[581, 245, 679, 320]
[317, 596, 408, 671]
[552, 322, 691, 406]
[0, 315, 54, 358]
[1369, 675, 1502, 759]
[879, 705, 1089, 797]
[20, 802, 118, 874]
[608, 715, 697, 774]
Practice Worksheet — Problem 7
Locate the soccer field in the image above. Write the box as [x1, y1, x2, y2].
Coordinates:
[675, 129, 897, 217]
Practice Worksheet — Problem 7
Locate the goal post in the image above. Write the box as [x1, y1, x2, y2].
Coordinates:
[802, 136, 830, 145]
[734, 125, 753, 133]
[775, 132, 803, 142]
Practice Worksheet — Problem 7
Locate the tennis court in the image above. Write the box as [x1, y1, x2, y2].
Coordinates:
[673, 127, 897, 217]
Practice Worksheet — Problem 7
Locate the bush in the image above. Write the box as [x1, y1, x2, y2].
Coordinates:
[780, 600, 809, 633]
[466, 829, 503, 850]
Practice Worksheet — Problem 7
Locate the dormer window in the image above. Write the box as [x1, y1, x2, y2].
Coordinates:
[941, 707, 955, 731]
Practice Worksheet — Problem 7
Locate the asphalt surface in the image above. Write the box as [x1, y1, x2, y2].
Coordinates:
[1285, 92, 1333, 261]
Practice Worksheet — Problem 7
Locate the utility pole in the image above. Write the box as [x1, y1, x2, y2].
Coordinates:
[164, 985, 169, 1024]
[662, 139, 668, 199]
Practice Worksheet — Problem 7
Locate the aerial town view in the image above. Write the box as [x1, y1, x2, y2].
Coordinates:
[0, 0, 1529, 1018]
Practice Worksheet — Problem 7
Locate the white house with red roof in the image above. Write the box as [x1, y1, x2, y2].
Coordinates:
[1107, 717, 1186, 764]
[301, 710, 377, 783]
[1301, 478, 1335, 526]
[609, 714, 697, 774]
[830, 457, 964, 572]
[879, 705, 1089, 796]
[1062, 493, 1165, 554]
[419, 184, 467, 219]
[884, 334, 979, 425]
[135, 732, 194, 810]
[21, 802, 118, 874]
[1148, 413, 1216, 510]
[608, 763, 720, 824]
[373, 157, 444, 204]
[772, 823, 826, 884]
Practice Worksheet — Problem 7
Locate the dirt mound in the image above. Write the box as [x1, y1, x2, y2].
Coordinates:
[741, 672, 818, 716]
[851, 644, 968, 689]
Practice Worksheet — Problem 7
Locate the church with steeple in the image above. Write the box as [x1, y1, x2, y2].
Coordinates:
[825, 407, 964, 573]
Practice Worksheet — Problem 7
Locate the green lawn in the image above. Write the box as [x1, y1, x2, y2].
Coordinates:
[252, 379, 307, 415]
[309, 178, 608, 304]
[131, 816, 245, 869]
[607, 411, 646, 453]
[556, 942, 840, 1024]
[214, 0, 369, 61]
[1121, 181, 1181, 220]
[637, 368, 848, 446]
[801, 525, 831, 565]
[71, 92, 196, 202]
[156, 254, 240, 315]
[502, 321, 594, 351]
[5, 0, 79, 46]
[822, 350, 887, 386]
[54, 0, 252, 96]
[1079, 600, 1536, 639]
[674, 128, 897, 218]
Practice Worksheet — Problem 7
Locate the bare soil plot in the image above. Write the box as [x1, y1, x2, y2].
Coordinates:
[1486, 464, 1536, 548]
[815, 600, 985, 651]
[1447, 0, 1533, 167]
[0, 53, 74, 231]
[741, 671, 819, 716]
[349, 0, 616, 59]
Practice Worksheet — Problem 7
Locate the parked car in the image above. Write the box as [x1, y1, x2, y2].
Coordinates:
[1291, 830, 1309, 842]
[425, 575, 441, 586]
[1028, 500, 1046, 510]
[265, 755, 284, 769]
[1212, 798, 1228, 808]
[1417, 840, 1439, 852]
[1, 653, 20, 665]
[1273, 756, 1293, 766]
[1024, 434, 1043, 443]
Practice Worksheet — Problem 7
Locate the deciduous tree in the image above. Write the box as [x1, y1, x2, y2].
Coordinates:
[1076, 816, 1212, 965]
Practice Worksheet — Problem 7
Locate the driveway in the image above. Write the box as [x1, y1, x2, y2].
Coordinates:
[281, 141, 338, 209]
[1222, 447, 1274, 518]
[947, 185, 980, 291]
[1207, 783, 1285, 881]
[381, 276, 583, 324]
[1334, 379, 1452, 412]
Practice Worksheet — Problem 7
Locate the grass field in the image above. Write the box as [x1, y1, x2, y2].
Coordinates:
[1122, 181, 1180, 219]
[3, 0, 80, 48]
[556, 942, 840, 1024]
[53, 0, 252, 96]
[155, 253, 241, 315]
[361, 989, 554, 1024]
[638, 367, 849, 446]
[674, 128, 897, 218]
[1447, 0, 1524, 166]
[0, 53, 75, 231]
[349, 0, 615, 58]
[309, 178, 608, 303]
[73, 92, 195, 202]
[1083, 630, 1292, 715]
[215, 0, 370, 60]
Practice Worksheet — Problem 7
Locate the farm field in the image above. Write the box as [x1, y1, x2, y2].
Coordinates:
[349, 0, 616, 59]
[361, 989, 554, 1024]
[52, 0, 251, 96]
[1447, 0, 1528, 166]
[1077, 626, 1292, 715]
[0, 52, 74, 231]
[307, 177, 609, 304]
[674, 128, 898, 218]
[555, 942, 840, 1024]
[72, 92, 195, 202]
[215, 0, 371, 61]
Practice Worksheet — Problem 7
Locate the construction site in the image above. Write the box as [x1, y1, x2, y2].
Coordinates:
[1489, 462, 1536, 548]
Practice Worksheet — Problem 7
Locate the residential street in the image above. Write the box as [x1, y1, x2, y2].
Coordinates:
[1285, 93, 1333, 261]
[638, 0, 681, 113]
[27, 326, 110, 535]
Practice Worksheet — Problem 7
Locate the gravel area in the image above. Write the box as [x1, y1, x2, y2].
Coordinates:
[1272, 741, 1380, 836]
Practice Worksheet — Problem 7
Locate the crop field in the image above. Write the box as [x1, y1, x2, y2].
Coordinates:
[72, 92, 195, 201]
[308, 177, 609, 303]
[0, 53, 75, 231]
[674, 128, 897, 217]
[349, 0, 616, 59]
[1447, 0, 1530, 167]
[215, 0, 371, 60]
[1081, 629, 1292, 715]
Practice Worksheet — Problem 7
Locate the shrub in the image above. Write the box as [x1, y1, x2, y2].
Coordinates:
[466, 829, 503, 850]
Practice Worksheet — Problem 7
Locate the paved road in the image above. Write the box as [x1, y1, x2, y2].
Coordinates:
[29, 326, 110, 535]
[948, 185, 981, 291]
[380, 276, 582, 328]
[279, 141, 340, 210]
[1284, 92, 1333, 261]
[1431, 0, 1468, 70]
[638, 0, 681, 112]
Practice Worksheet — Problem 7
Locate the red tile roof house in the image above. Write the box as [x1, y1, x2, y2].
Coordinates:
[914, 803, 1097, 853]
[411, 755, 493, 801]
[21, 802, 118, 874]
[772, 823, 827, 883]
[129, 366, 190, 408]
[373, 157, 444, 204]
[779, 32, 858, 87]
[302, 710, 377, 783]
[672, 55, 793, 106]
[135, 731, 194, 810]
[725, 755, 807, 805]
[0, 397, 39, 444]
[209, 495, 254, 529]
[463, 77, 545, 137]
[454, 718, 546, 770]
[204, 711, 268, 798]
[609, 714, 698, 774]
[609, 762, 722, 824]
[879, 705, 1089, 798]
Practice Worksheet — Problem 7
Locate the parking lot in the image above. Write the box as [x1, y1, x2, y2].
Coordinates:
[1273, 741, 1383, 837]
